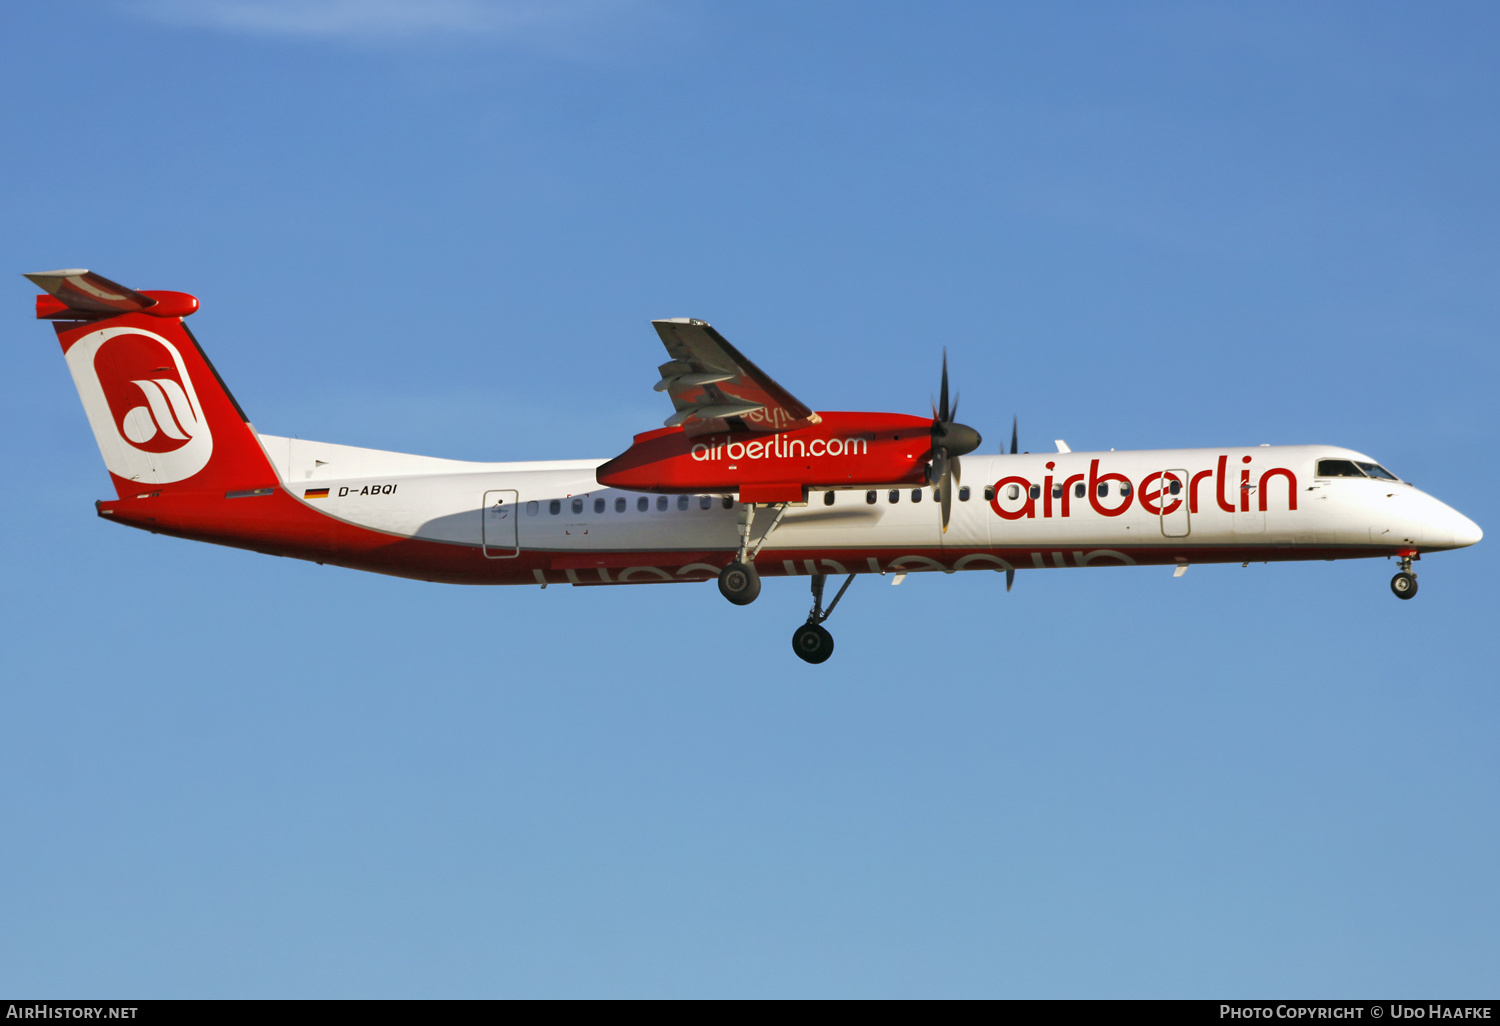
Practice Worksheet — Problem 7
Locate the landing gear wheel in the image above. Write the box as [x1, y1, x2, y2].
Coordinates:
[1390, 572, 1418, 600]
[792, 623, 834, 664]
[718, 561, 761, 605]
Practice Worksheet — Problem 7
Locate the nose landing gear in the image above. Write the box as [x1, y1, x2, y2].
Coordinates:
[1390, 553, 1418, 600]
[792, 572, 856, 664]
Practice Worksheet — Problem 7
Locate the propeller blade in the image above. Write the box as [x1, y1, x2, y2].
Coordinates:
[940, 465, 953, 532]
[1006, 567, 1015, 592]
[927, 349, 980, 534]
[1009, 415, 1018, 455]
[928, 451, 948, 490]
[951, 454, 962, 485]
[938, 350, 951, 424]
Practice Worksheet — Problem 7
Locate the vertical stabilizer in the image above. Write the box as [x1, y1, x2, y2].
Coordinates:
[30, 270, 277, 499]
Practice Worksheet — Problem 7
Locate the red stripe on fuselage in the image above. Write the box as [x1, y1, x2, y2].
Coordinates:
[96, 488, 1409, 586]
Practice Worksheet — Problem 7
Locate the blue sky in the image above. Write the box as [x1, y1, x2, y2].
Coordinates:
[2, 0, 1496, 998]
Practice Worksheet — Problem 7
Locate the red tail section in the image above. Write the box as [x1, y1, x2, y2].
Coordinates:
[29, 270, 277, 499]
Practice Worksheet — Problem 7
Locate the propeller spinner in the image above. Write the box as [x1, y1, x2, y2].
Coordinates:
[928, 350, 982, 532]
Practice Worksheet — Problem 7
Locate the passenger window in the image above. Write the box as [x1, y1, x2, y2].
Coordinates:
[1120, 482, 1132, 497]
[889, 489, 900, 504]
[1355, 461, 1399, 482]
[932, 488, 941, 503]
[637, 496, 649, 512]
[1168, 479, 1182, 496]
[723, 496, 734, 509]
[866, 490, 877, 504]
[1051, 485, 1062, 499]
[549, 499, 561, 515]
[1028, 485, 1041, 500]
[1007, 484, 1020, 501]
[823, 491, 835, 506]
[657, 495, 668, 511]
[911, 489, 923, 503]
[612, 497, 624, 513]
[699, 496, 712, 510]
[1074, 483, 1085, 499]
[526, 500, 539, 516]
[571, 498, 584, 515]
[1317, 459, 1365, 478]
[1096, 483, 1108, 498]
[984, 486, 995, 501]
[677, 495, 689, 511]
[594, 498, 606, 513]
[958, 486, 970, 502]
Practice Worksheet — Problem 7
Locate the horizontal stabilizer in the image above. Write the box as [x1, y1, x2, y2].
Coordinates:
[25, 269, 156, 318]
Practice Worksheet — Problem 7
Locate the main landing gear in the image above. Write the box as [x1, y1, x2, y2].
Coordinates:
[711, 500, 853, 664]
[792, 573, 856, 664]
[1390, 553, 1418, 600]
[718, 561, 760, 605]
[716, 502, 788, 606]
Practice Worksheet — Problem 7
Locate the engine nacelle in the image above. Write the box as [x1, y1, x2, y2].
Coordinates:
[596, 411, 935, 502]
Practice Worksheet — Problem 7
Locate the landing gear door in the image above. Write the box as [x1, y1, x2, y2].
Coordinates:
[1160, 469, 1190, 538]
[482, 489, 519, 558]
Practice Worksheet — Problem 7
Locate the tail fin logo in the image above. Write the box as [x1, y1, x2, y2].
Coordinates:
[120, 377, 202, 446]
[64, 326, 214, 484]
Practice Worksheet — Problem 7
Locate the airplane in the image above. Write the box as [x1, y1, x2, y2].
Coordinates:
[28, 269, 1483, 664]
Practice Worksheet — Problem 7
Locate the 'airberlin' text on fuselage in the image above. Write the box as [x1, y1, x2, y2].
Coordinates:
[990, 456, 1298, 520]
[691, 436, 872, 461]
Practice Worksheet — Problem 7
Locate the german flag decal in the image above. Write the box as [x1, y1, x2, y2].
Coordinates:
[304, 488, 330, 499]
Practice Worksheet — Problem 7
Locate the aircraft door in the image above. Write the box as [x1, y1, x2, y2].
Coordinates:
[482, 489, 519, 558]
[1232, 477, 1265, 535]
[1159, 469, 1190, 538]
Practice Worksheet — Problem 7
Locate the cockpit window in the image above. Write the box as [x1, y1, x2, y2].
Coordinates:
[1317, 459, 1365, 478]
[1355, 461, 1399, 482]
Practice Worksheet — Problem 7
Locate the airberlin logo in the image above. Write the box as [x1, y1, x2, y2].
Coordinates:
[118, 377, 201, 448]
[690, 434, 871, 462]
[64, 326, 214, 484]
[989, 456, 1298, 521]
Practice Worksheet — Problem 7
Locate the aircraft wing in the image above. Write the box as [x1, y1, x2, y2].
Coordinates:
[651, 319, 820, 435]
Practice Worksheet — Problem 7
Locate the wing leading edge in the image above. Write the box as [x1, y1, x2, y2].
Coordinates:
[652, 319, 820, 435]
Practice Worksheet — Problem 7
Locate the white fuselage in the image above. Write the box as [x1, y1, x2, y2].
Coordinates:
[255, 435, 1481, 584]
